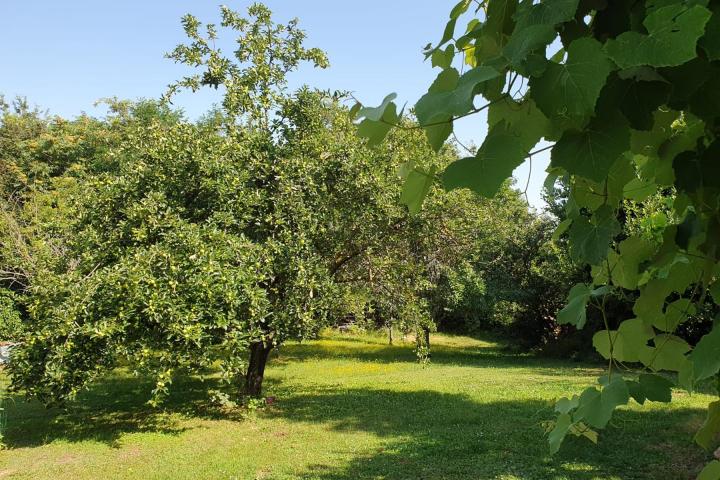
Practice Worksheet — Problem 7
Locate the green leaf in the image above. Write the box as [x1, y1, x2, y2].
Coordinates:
[555, 395, 580, 414]
[552, 218, 572, 242]
[605, 76, 672, 131]
[689, 325, 720, 382]
[513, 0, 580, 30]
[695, 401, 720, 451]
[574, 378, 630, 429]
[634, 279, 670, 321]
[551, 112, 631, 183]
[424, 123, 454, 152]
[638, 373, 673, 403]
[623, 177, 657, 201]
[530, 38, 615, 129]
[698, 460, 720, 480]
[442, 120, 527, 197]
[568, 206, 621, 265]
[700, 7, 720, 61]
[488, 97, 550, 151]
[357, 93, 397, 121]
[557, 283, 592, 328]
[400, 166, 437, 215]
[548, 413, 572, 454]
[357, 102, 398, 147]
[627, 380, 646, 405]
[450, 0, 472, 20]
[653, 298, 695, 332]
[611, 236, 657, 290]
[502, 24, 556, 67]
[640, 334, 691, 372]
[415, 66, 501, 125]
[592, 318, 654, 363]
[605, 4, 712, 68]
[431, 45, 456, 69]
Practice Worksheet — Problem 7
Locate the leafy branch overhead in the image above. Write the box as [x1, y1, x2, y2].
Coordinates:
[355, 0, 720, 469]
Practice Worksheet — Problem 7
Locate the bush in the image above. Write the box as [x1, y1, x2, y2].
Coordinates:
[0, 289, 22, 342]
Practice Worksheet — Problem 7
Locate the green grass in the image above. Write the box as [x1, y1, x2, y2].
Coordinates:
[0, 332, 716, 479]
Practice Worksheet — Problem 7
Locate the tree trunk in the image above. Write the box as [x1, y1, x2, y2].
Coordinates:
[244, 341, 273, 396]
[423, 326, 431, 356]
[388, 325, 393, 345]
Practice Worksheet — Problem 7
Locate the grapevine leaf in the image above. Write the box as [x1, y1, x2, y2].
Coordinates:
[695, 401, 720, 451]
[698, 460, 720, 480]
[548, 413, 572, 454]
[653, 298, 695, 332]
[514, 0, 580, 30]
[488, 97, 550, 151]
[551, 112, 631, 183]
[638, 373, 673, 403]
[604, 4, 712, 68]
[700, 6, 720, 61]
[574, 378, 630, 429]
[593, 318, 654, 362]
[400, 166, 437, 215]
[640, 334, 691, 372]
[557, 283, 592, 328]
[503, 24, 556, 67]
[431, 45, 456, 69]
[611, 236, 657, 290]
[623, 177, 657, 201]
[415, 66, 501, 126]
[555, 395, 580, 414]
[689, 325, 720, 382]
[530, 38, 615, 129]
[442, 120, 527, 197]
[568, 206, 621, 265]
[357, 93, 397, 121]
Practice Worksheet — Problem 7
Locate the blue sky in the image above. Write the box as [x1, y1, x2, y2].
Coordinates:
[0, 0, 550, 209]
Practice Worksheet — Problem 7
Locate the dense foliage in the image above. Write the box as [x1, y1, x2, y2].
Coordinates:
[0, 4, 580, 408]
[356, 0, 720, 473]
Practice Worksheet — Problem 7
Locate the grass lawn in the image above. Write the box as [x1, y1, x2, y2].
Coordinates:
[0, 332, 716, 479]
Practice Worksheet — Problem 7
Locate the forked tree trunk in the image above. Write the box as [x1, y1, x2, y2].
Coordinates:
[244, 341, 273, 396]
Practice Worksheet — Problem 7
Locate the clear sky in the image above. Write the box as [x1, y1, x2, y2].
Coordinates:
[0, 0, 550, 209]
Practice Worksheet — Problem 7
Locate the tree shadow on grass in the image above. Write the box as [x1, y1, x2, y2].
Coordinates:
[2, 372, 230, 448]
[2, 369, 712, 479]
[270, 387, 710, 480]
[276, 339, 603, 378]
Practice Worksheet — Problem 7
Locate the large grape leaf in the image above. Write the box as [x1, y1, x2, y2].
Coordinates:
[592, 318, 654, 363]
[513, 0, 580, 30]
[551, 112, 630, 183]
[604, 4, 712, 68]
[611, 236, 657, 290]
[530, 37, 614, 129]
[568, 206, 621, 265]
[639, 334, 691, 372]
[415, 66, 501, 126]
[548, 413, 572, 454]
[698, 461, 720, 480]
[399, 166, 437, 215]
[700, 6, 720, 61]
[695, 400, 720, 450]
[488, 97, 550, 151]
[689, 325, 720, 382]
[442, 120, 527, 197]
[573, 378, 630, 429]
[356, 94, 400, 147]
[502, 24, 556, 67]
[557, 283, 592, 328]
